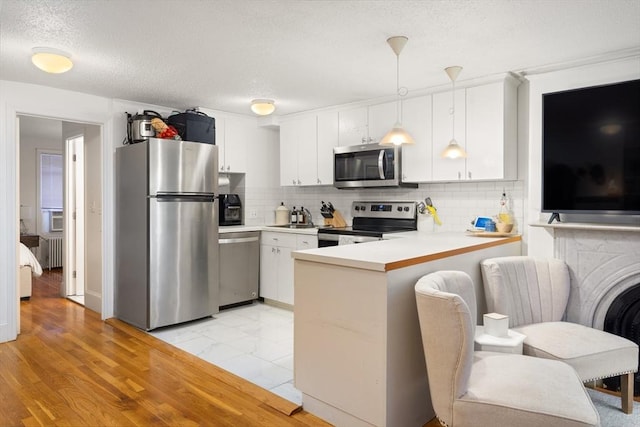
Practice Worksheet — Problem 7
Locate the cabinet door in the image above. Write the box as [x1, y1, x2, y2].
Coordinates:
[465, 82, 504, 180]
[431, 89, 466, 181]
[296, 116, 319, 186]
[277, 245, 294, 305]
[316, 111, 339, 185]
[338, 107, 368, 146]
[223, 117, 248, 173]
[216, 117, 226, 172]
[259, 244, 278, 300]
[367, 101, 398, 144]
[279, 119, 300, 186]
[400, 96, 432, 182]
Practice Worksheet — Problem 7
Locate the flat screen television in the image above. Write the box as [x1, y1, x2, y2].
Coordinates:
[542, 78, 640, 222]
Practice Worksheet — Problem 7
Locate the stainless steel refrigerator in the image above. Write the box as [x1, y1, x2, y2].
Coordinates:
[115, 138, 219, 330]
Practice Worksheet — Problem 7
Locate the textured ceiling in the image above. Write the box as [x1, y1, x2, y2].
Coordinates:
[1, 0, 639, 116]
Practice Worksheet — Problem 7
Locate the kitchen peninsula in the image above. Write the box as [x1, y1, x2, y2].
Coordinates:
[292, 232, 521, 427]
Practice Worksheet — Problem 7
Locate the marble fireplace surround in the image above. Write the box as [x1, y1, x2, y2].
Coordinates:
[534, 223, 640, 330]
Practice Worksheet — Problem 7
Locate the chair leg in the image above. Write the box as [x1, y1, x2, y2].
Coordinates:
[621, 373, 633, 414]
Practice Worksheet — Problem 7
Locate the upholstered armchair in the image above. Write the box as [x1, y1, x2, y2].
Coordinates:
[415, 271, 599, 427]
[481, 256, 638, 414]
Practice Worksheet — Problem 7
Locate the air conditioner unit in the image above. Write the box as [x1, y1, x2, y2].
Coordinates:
[50, 211, 63, 232]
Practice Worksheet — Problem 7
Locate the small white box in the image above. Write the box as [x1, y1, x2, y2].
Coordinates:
[484, 312, 509, 338]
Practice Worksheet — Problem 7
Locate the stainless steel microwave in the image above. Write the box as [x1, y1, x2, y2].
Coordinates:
[333, 143, 417, 189]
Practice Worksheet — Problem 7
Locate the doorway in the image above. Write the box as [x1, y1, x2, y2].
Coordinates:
[18, 115, 103, 313]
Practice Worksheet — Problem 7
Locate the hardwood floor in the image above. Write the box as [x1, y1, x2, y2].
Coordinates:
[1, 270, 331, 426]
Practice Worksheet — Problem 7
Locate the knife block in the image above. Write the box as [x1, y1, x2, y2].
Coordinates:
[324, 210, 347, 228]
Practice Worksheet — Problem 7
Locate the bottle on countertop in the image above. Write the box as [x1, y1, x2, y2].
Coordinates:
[291, 206, 298, 224]
[498, 191, 512, 224]
[299, 206, 306, 224]
[275, 202, 289, 225]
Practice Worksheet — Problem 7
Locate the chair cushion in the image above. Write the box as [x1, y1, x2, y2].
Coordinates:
[513, 321, 639, 382]
[455, 351, 599, 427]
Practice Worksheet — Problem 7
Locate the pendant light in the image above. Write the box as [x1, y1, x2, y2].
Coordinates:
[441, 66, 467, 159]
[381, 36, 414, 146]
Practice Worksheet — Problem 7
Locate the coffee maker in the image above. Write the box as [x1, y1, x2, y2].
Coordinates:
[219, 194, 242, 226]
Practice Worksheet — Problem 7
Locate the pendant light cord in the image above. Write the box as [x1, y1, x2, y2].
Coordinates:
[396, 53, 401, 123]
[451, 77, 456, 140]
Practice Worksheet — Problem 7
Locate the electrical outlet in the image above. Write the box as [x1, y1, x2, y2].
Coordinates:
[249, 210, 258, 219]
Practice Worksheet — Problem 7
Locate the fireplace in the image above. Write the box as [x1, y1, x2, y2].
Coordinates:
[548, 225, 640, 394]
[603, 284, 640, 395]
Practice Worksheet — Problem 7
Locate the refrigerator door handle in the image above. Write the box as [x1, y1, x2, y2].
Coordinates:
[153, 194, 216, 202]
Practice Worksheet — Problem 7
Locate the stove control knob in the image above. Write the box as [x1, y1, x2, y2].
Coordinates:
[404, 206, 410, 212]
[360, 205, 366, 211]
[355, 206, 360, 211]
[397, 206, 402, 212]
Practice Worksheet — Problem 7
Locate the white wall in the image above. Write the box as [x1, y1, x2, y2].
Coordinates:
[19, 118, 63, 238]
[524, 57, 640, 257]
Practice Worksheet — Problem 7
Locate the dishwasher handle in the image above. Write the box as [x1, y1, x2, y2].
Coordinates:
[219, 236, 260, 244]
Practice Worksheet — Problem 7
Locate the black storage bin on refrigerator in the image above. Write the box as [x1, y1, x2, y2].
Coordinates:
[167, 111, 216, 144]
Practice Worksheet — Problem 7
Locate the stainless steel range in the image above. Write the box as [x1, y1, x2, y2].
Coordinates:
[317, 201, 417, 247]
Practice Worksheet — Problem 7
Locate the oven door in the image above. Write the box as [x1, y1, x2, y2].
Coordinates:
[333, 143, 399, 189]
[318, 232, 380, 247]
[317, 233, 338, 247]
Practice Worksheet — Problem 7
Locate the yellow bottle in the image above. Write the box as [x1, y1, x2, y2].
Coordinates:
[498, 192, 512, 224]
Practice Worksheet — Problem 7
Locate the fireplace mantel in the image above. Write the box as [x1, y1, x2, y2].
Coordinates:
[531, 223, 640, 330]
[531, 222, 640, 233]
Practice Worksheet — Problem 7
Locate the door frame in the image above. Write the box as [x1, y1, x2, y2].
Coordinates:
[0, 85, 114, 342]
[64, 134, 86, 298]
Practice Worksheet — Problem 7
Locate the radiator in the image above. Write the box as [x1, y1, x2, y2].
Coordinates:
[47, 236, 63, 269]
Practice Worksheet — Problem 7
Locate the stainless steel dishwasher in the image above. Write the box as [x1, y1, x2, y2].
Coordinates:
[218, 231, 260, 309]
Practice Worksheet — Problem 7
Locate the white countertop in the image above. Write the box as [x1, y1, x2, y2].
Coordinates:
[292, 231, 521, 272]
[218, 225, 319, 235]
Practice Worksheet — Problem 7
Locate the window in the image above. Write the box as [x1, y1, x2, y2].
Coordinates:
[40, 152, 63, 210]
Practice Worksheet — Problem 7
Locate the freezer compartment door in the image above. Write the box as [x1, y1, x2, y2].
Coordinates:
[149, 198, 219, 329]
[148, 138, 218, 195]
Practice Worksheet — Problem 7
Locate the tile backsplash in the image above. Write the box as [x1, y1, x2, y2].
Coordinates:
[244, 180, 524, 233]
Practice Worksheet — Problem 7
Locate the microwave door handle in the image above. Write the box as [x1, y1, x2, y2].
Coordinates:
[378, 150, 386, 179]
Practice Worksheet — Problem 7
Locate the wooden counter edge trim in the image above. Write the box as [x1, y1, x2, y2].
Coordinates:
[104, 318, 302, 416]
[384, 235, 522, 272]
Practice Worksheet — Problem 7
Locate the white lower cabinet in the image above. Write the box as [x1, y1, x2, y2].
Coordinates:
[260, 231, 317, 305]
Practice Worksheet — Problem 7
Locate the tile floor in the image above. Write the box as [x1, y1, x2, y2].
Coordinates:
[149, 301, 301, 405]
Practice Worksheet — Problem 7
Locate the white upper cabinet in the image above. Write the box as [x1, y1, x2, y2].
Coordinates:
[215, 116, 248, 173]
[338, 106, 369, 145]
[399, 95, 432, 182]
[464, 79, 518, 180]
[431, 88, 467, 181]
[280, 111, 339, 186]
[367, 101, 398, 144]
[431, 76, 518, 182]
[316, 111, 339, 185]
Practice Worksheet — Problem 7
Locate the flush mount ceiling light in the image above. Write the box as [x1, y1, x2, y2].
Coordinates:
[381, 36, 414, 146]
[441, 66, 467, 159]
[31, 47, 73, 74]
[250, 99, 276, 116]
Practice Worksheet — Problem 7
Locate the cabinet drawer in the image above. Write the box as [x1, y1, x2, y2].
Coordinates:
[261, 231, 297, 247]
[296, 234, 318, 250]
